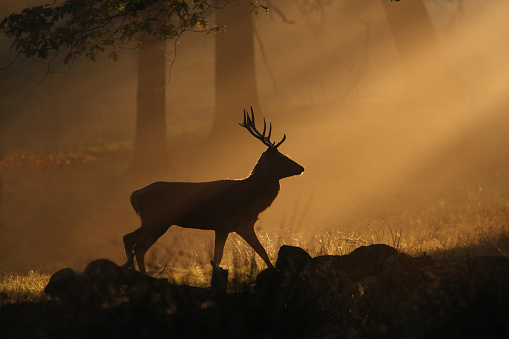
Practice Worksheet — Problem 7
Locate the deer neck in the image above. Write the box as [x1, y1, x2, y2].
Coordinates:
[245, 168, 280, 196]
[241, 172, 280, 215]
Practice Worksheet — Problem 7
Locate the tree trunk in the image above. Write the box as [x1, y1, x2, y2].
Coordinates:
[212, 0, 260, 142]
[128, 39, 170, 176]
[380, 0, 451, 91]
[0, 150, 2, 228]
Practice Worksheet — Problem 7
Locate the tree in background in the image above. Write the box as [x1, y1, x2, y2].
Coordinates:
[380, 0, 449, 91]
[0, 148, 2, 228]
[131, 13, 169, 175]
[297, 0, 463, 93]
[212, 0, 260, 142]
[0, 0, 224, 176]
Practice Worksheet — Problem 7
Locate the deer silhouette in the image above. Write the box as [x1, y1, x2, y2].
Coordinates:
[122, 108, 304, 274]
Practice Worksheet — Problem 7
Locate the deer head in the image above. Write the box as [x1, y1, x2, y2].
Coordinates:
[240, 107, 304, 180]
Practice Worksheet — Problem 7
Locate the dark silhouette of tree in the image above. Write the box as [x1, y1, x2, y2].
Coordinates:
[0, 148, 2, 228]
[212, 0, 260, 142]
[297, 0, 463, 100]
[0, 0, 223, 176]
[380, 0, 455, 91]
[130, 38, 169, 175]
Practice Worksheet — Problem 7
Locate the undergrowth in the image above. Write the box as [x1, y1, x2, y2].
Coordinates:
[0, 271, 50, 305]
[1, 220, 508, 305]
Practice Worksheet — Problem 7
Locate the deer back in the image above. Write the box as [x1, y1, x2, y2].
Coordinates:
[131, 178, 280, 231]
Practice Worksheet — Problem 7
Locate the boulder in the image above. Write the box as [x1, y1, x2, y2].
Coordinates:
[275, 245, 312, 276]
[312, 244, 398, 284]
[44, 268, 87, 304]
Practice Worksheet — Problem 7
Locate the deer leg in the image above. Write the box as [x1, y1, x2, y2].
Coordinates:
[236, 227, 274, 268]
[213, 231, 229, 265]
[122, 229, 141, 269]
[133, 235, 159, 275]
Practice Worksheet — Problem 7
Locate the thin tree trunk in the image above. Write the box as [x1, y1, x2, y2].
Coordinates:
[129, 39, 170, 176]
[212, 0, 260, 141]
[380, 0, 450, 91]
[0, 149, 2, 227]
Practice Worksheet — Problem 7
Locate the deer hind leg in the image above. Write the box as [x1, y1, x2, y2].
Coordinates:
[236, 227, 274, 269]
[122, 228, 141, 269]
[133, 234, 161, 275]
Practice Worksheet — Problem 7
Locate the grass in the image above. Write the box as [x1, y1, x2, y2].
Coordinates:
[2, 206, 509, 305]
[0, 270, 50, 305]
[138, 217, 509, 292]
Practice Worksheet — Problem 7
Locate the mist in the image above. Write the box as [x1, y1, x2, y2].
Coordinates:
[1, 0, 509, 272]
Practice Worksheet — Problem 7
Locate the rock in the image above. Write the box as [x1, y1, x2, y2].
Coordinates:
[82, 259, 125, 305]
[44, 268, 87, 303]
[44, 258, 217, 311]
[45, 259, 165, 305]
[254, 267, 281, 296]
[309, 244, 399, 285]
[465, 256, 509, 288]
[275, 245, 312, 276]
[380, 252, 436, 289]
[83, 259, 121, 277]
[264, 244, 400, 293]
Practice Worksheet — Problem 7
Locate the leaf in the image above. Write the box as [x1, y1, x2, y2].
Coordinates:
[0, 0, 223, 71]
[108, 49, 119, 62]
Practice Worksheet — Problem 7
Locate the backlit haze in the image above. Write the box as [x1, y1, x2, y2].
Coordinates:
[1, 0, 508, 272]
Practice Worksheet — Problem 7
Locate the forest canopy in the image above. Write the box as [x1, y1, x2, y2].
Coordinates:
[0, 0, 231, 71]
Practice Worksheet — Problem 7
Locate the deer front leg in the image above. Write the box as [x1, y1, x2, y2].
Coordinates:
[236, 227, 274, 269]
[213, 231, 229, 265]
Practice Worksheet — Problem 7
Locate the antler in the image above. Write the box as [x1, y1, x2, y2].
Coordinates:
[239, 107, 286, 148]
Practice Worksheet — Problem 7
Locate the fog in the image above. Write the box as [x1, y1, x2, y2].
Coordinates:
[1, 0, 509, 272]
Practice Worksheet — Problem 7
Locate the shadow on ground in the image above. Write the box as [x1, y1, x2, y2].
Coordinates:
[1, 244, 509, 338]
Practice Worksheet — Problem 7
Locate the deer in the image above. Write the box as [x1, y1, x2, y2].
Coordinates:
[122, 108, 304, 274]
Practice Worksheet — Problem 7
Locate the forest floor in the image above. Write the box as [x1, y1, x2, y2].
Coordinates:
[1, 241, 509, 339]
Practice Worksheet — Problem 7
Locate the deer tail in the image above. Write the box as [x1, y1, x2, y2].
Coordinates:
[130, 191, 139, 215]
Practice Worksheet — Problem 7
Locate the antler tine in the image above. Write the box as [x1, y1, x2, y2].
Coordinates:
[274, 134, 286, 148]
[249, 108, 267, 142]
[240, 109, 263, 141]
[247, 108, 260, 134]
[240, 107, 283, 148]
[245, 109, 249, 127]
[239, 109, 247, 127]
[248, 107, 262, 138]
[260, 119, 274, 147]
[249, 113, 264, 139]
[250, 107, 256, 126]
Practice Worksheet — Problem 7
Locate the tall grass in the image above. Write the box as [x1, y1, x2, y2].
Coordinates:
[144, 213, 509, 291]
[0, 270, 50, 305]
[1, 221, 508, 304]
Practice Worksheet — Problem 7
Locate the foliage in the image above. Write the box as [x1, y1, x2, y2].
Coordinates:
[0, 0, 226, 71]
[248, 1, 269, 15]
